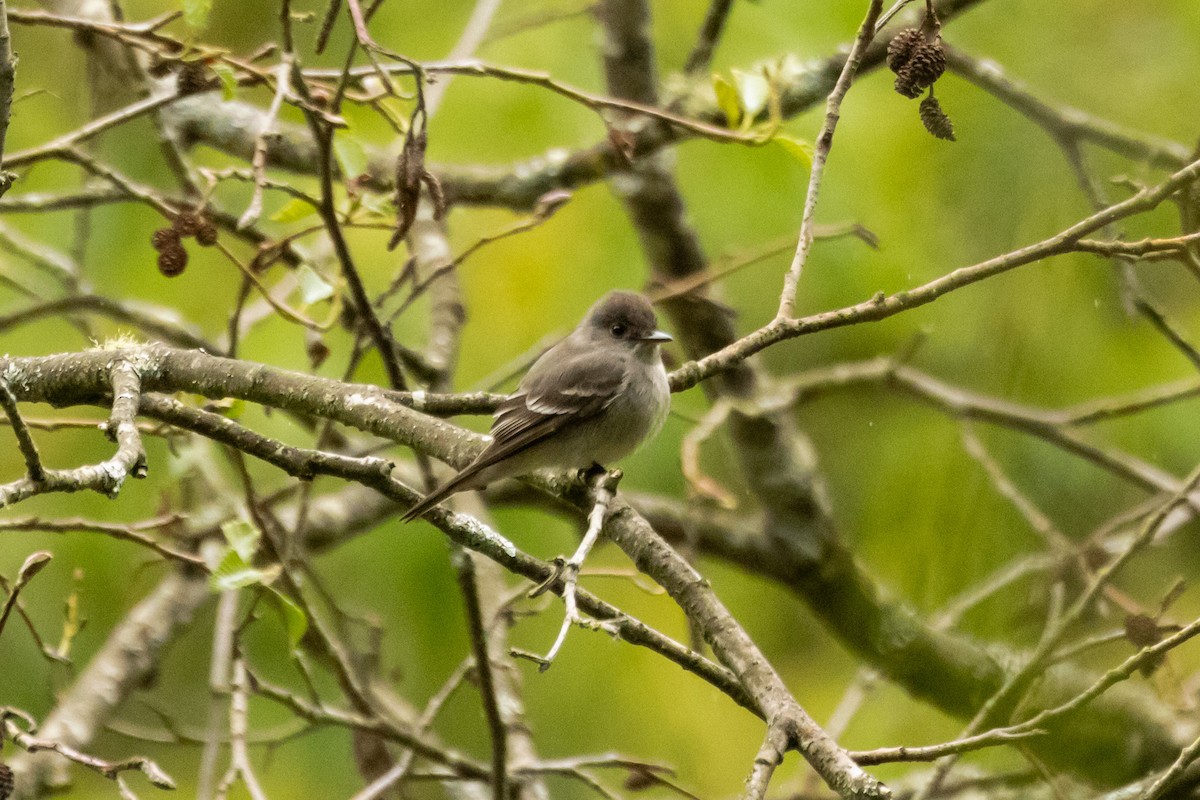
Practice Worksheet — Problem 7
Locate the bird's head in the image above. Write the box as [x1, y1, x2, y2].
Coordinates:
[580, 291, 672, 355]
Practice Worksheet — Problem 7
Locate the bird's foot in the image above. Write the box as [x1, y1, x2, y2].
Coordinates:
[575, 462, 607, 486]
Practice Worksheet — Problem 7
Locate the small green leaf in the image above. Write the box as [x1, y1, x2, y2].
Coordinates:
[209, 549, 266, 592]
[270, 197, 318, 224]
[712, 74, 741, 128]
[268, 587, 309, 650]
[221, 519, 261, 562]
[774, 135, 814, 166]
[297, 264, 335, 305]
[211, 64, 237, 101]
[333, 136, 369, 179]
[181, 0, 213, 29]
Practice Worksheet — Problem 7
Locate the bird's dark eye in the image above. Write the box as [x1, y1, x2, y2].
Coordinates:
[610, 323, 627, 338]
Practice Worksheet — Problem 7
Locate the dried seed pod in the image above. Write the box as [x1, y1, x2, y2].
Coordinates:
[176, 61, 211, 96]
[0, 761, 13, 800]
[895, 39, 947, 98]
[195, 222, 219, 247]
[919, 94, 956, 141]
[157, 244, 189, 277]
[172, 211, 204, 237]
[886, 27, 923, 74]
[151, 227, 181, 251]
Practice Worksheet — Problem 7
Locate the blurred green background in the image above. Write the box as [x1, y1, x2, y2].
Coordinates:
[2, 0, 1200, 797]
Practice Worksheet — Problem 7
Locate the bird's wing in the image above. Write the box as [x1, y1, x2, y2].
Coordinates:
[475, 345, 628, 472]
[400, 342, 626, 522]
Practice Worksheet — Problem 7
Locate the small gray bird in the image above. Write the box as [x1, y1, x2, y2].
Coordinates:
[402, 291, 672, 522]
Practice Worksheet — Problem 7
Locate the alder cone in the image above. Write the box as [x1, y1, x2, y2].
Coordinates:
[0, 762, 12, 800]
[919, 95, 956, 141]
[157, 245, 189, 277]
[886, 28, 923, 73]
[895, 39, 947, 98]
[173, 211, 204, 237]
[151, 227, 180, 251]
[195, 222, 219, 247]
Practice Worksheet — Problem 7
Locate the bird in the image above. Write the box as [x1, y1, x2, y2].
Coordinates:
[401, 291, 672, 522]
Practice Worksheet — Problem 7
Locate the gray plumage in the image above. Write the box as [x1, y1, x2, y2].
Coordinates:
[401, 291, 671, 522]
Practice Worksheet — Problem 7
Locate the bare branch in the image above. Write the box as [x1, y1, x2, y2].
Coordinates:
[672, 153, 1200, 391]
[0, 379, 43, 482]
[0, 0, 16, 195]
[776, 0, 883, 320]
[2, 710, 175, 792]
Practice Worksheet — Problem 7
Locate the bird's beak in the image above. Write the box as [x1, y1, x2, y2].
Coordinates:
[639, 330, 673, 343]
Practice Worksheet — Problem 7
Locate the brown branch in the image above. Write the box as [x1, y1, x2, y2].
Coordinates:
[776, 0, 883, 320]
[670, 153, 1200, 391]
[155, 0, 992, 211]
[0, 514, 202, 566]
[0, 0, 16, 195]
[2, 709, 175, 791]
[683, 0, 736, 75]
[3, 92, 182, 170]
[0, 345, 1190, 787]
[0, 378, 44, 481]
[0, 356, 147, 508]
[131, 392, 754, 713]
[6, 570, 207, 794]
[449, 550, 508, 800]
[593, 2, 887, 794]
[0, 552, 51, 642]
[249, 674, 491, 781]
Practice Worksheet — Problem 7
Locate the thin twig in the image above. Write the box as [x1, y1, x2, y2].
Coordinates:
[0, 551, 51, 641]
[776, 0, 883, 320]
[683, 0, 735, 75]
[0, 515, 202, 566]
[238, 55, 293, 229]
[451, 550, 508, 800]
[0, 0, 18, 195]
[0, 377, 45, 481]
[2, 706, 175, 790]
[674, 152, 1200, 391]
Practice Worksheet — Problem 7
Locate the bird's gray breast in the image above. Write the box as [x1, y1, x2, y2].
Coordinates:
[580, 357, 670, 467]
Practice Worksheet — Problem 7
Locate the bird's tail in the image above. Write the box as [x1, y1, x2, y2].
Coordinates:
[400, 470, 478, 523]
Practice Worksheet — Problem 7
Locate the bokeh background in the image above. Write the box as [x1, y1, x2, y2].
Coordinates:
[2, 0, 1200, 797]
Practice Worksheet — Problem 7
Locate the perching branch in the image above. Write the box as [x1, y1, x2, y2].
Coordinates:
[0, 356, 147, 507]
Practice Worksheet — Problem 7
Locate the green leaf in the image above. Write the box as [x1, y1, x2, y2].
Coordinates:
[297, 264, 335, 305]
[221, 519, 261, 562]
[774, 135, 814, 166]
[181, 0, 213, 29]
[268, 587, 309, 650]
[333, 136, 369, 179]
[209, 549, 267, 592]
[211, 64, 237, 101]
[270, 197, 318, 224]
[712, 74, 741, 128]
